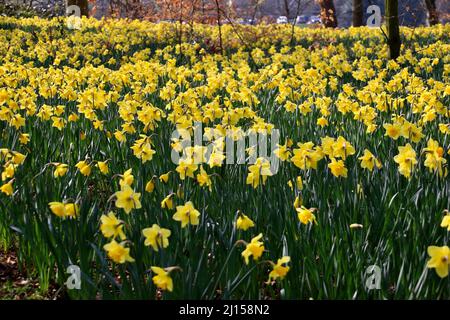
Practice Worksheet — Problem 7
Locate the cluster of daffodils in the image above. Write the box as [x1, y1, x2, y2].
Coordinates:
[0, 148, 27, 196]
[237, 233, 291, 283]
[49, 159, 110, 179]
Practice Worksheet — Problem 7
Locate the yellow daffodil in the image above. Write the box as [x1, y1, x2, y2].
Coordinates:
[97, 161, 109, 175]
[332, 136, 355, 160]
[176, 158, 198, 180]
[0, 181, 13, 196]
[64, 203, 80, 217]
[383, 123, 402, 140]
[142, 224, 171, 251]
[291, 142, 323, 170]
[294, 195, 303, 209]
[236, 212, 255, 231]
[100, 211, 126, 240]
[48, 202, 66, 217]
[426, 245, 449, 278]
[196, 165, 212, 191]
[119, 169, 134, 187]
[296, 206, 317, 225]
[11, 152, 26, 165]
[241, 233, 265, 265]
[173, 201, 200, 228]
[54, 163, 68, 178]
[103, 240, 135, 264]
[273, 143, 291, 161]
[246, 157, 272, 188]
[423, 138, 446, 177]
[393, 144, 417, 179]
[19, 133, 30, 145]
[1, 163, 16, 181]
[159, 172, 171, 183]
[75, 160, 91, 176]
[145, 179, 155, 193]
[441, 211, 450, 231]
[114, 185, 142, 214]
[328, 158, 348, 178]
[161, 193, 174, 210]
[358, 149, 382, 171]
[267, 256, 290, 282]
[151, 266, 173, 292]
[48, 202, 79, 218]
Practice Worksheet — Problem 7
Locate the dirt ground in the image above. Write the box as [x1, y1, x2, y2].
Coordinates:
[0, 249, 60, 300]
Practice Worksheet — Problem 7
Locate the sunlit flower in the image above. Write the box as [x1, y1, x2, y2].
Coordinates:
[75, 160, 91, 176]
[0, 181, 13, 196]
[114, 185, 142, 214]
[296, 206, 317, 225]
[161, 193, 174, 210]
[97, 161, 109, 175]
[103, 240, 135, 264]
[196, 165, 212, 191]
[173, 201, 200, 228]
[119, 169, 134, 187]
[151, 266, 173, 292]
[145, 179, 155, 193]
[236, 212, 255, 231]
[241, 233, 265, 265]
[142, 224, 171, 251]
[328, 158, 348, 178]
[393, 144, 417, 179]
[246, 157, 272, 188]
[100, 211, 126, 240]
[441, 211, 450, 231]
[267, 256, 290, 282]
[423, 138, 446, 177]
[426, 245, 449, 278]
[159, 172, 171, 183]
[358, 149, 382, 171]
[54, 163, 68, 178]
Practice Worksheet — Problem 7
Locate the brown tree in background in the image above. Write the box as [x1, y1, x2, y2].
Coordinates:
[247, 0, 265, 24]
[152, 0, 232, 54]
[278, 0, 292, 18]
[424, 0, 439, 25]
[317, 0, 337, 28]
[385, 0, 400, 60]
[352, 0, 363, 27]
[68, 0, 89, 16]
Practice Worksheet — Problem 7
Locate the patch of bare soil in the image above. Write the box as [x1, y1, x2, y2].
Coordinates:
[0, 249, 61, 300]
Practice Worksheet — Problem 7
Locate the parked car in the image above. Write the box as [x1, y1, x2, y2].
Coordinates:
[296, 15, 309, 24]
[276, 16, 288, 24]
[307, 16, 321, 24]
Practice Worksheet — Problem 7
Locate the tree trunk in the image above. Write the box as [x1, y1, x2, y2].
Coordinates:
[318, 0, 337, 28]
[385, 0, 400, 60]
[67, 0, 89, 17]
[424, 0, 439, 25]
[214, 0, 224, 55]
[281, 0, 290, 18]
[352, 0, 363, 27]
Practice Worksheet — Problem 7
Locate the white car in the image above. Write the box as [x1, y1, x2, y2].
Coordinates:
[296, 15, 308, 24]
[276, 16, 288, 24]
[307, 16, 321, 24]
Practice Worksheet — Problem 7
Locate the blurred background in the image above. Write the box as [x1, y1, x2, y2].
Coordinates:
[0, 0, 449, 27]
